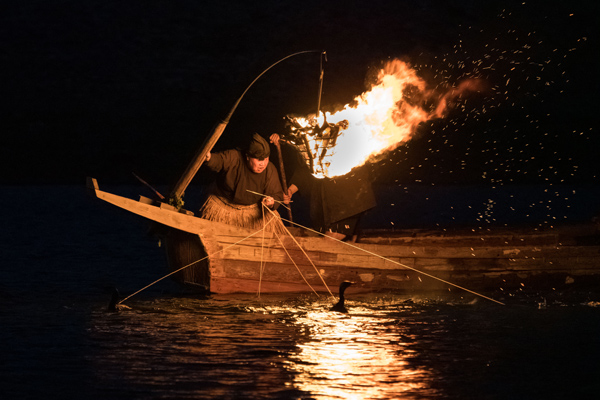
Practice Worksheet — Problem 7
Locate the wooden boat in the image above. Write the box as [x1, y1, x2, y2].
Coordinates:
[86, 54, 600, 299]
[87, 177, 600, 297]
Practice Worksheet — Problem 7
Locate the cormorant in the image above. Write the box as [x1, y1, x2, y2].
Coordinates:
[330, 281, 353, 313]
[107, 288, 131, 312]
[107, 288, 120, 312]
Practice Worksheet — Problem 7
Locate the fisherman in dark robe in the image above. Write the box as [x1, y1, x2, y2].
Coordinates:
[270, 134, 376, 241]
[199, 133, 285, 232]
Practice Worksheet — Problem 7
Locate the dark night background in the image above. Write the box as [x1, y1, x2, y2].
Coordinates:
[1, 5, 600, 398]
[1, 0, 598, 190]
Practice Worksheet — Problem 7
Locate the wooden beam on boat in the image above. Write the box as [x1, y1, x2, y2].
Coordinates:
[170, 121, 228, 199]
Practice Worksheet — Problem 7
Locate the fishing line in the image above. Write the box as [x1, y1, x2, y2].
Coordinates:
[279, 217, 506, 306]
[257, 205, 269, 297]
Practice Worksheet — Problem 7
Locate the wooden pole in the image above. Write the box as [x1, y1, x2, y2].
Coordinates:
[170, 121, 227, 200]
[274, 141, 293, 223]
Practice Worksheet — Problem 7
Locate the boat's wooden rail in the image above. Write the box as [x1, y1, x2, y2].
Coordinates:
[359, 224, 600, 247]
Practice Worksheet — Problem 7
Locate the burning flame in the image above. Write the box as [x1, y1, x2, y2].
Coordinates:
[289, 59, 482, 178]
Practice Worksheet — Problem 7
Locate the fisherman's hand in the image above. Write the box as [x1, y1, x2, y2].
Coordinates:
[283, 192, 292, 204]
[286, 184, 298, 202]
[269, 134, 280, 145]
[205, 152, 211, 162]
[284, 185, 298, 204]
[262, 196, 275, 208]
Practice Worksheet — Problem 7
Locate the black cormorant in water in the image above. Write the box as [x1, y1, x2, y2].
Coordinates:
[107, 288, 131, 311]
[330, 281, 353, 313]
[107, 288, 120, 312]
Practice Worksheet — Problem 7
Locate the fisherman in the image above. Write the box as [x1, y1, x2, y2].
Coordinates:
[270, 134, 376, 241]
[199, 133, 285, 231]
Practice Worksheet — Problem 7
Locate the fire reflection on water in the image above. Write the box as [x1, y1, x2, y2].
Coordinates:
[89, 296, 438, 399]
[286, 308, 435, 399]
[85, 294, 600, 400]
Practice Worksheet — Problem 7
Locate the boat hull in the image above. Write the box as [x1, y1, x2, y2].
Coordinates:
[87, 178, 600, 295]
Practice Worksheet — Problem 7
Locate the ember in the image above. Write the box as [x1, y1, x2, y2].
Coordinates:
[283, 59, 482, 178]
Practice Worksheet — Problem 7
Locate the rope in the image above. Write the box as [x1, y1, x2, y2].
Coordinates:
[257, 204, 268, 297]
[257, 203, 325, 298]
[119, 200, 503, 306]
[278, 217, 506, 306]
[263, 206, 335, 299]
[274, 231, 320, 297]
[246, 190, 291, 210]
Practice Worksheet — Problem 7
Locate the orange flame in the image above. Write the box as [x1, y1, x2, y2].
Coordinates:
[292, 59, 482, 178]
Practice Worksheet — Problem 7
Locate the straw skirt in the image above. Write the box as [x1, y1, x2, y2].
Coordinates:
[199, 195, 285, 234]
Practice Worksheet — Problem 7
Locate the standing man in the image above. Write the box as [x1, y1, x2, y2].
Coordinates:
[199, 133, 284, 232]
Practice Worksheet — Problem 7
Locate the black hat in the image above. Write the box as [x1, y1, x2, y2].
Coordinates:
[246, 133, 270, 159]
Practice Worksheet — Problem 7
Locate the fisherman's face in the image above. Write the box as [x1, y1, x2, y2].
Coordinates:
[247, 156, 269, 174]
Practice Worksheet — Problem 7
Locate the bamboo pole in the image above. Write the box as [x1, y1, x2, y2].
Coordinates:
[169, 50, 324, 201]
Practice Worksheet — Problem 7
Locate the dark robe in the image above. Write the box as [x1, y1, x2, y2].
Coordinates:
[205, 149, 283, 208]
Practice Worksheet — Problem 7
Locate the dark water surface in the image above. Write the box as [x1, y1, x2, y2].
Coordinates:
[1, 185, 599, 399]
